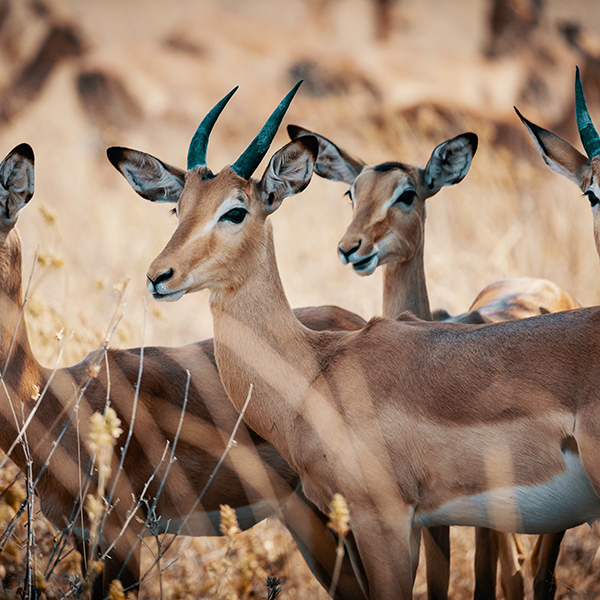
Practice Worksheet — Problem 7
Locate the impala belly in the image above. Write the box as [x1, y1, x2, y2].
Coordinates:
[416, 450, 600, 533]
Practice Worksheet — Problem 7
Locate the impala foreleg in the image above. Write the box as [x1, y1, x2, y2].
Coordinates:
[279, 488, 369, 600]
[98, 515, 143, 598]
[351, 506, 420, 600]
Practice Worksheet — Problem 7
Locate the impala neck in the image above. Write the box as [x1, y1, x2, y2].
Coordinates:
[0, 228, 43, 452]
[382, 241, 431, 321]
[209, 223, 319, 460]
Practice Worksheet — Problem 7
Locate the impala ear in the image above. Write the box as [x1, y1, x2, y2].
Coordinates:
[515, 107, 591, 188]
[287, 124, 365, 184]
[259, 136, 318, 213]
[0, 143, 35, 226]
[422, 133, 478, 196]
[107, 146, 186, 203]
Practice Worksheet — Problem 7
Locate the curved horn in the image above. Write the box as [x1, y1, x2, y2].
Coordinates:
[575, 66, 600, 159]
[187, 86, 238, 170]
[231, 81, 303, 179]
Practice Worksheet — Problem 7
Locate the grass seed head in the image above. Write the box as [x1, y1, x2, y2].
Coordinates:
[220, 504, 241, 538]
[328, 492, 350, 537]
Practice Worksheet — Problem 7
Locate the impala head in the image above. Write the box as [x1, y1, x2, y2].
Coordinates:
[108, 83, 318, 300]
[288, 125, 477, 276]
[0, 143, 34, 240]
[516, 66, 600, 255]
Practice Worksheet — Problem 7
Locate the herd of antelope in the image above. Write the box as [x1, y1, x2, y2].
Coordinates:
[1, 65, 600, 600]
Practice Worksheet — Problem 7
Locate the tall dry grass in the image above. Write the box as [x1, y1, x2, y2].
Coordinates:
[2, 0, 600, 597]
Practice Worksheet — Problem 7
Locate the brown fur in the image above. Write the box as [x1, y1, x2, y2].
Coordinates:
[2, 153, 369, 598]
[518, 106, 600, 599]
[145, 139, 600, 600]
[292, 125, 582, 599]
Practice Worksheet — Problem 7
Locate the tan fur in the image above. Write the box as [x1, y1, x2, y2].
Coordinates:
[1, 184, 369, 597]
[469, 277, 581, 321]
[147, 148, 600, 600]
[304, 126, 581, 599]
[518, 108, 600, 599]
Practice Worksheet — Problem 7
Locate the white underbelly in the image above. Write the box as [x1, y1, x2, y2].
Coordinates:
[416, 450, 600, 533]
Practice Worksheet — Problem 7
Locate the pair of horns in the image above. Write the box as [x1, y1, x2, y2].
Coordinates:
[187, 81, 303, 178]
[189, 68, 598, 169]
[575, 65, 600, 159]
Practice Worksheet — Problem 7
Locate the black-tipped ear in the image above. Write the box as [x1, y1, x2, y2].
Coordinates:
[259, 137, 318, 213]
[287, 124, 310, 141]
[288, 124, 365, 184]
[12, 143, 34, 163]
[515, 106, 591, 188]
[107, 146, 186, 203]
[296, 134, 319, 161]
[0, 143, 35, 227]
[422, 132, 478, 195]
[106, 146, 126, 170]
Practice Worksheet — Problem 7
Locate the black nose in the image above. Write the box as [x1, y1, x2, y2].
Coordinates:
[147, 268, 174, 289]
[338, 241, 361, 262]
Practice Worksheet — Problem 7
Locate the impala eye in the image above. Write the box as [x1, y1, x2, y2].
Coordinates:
[219, 207, 248, 224]
[585, 190, 600, 207]
[395, 190, 416, 206]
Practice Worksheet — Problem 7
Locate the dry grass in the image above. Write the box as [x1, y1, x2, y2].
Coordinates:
[2, 0, 600, 597]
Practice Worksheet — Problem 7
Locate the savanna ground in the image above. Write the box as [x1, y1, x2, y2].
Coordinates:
[1, 0, 600, 597]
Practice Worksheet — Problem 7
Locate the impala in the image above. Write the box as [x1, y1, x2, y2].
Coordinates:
[0, 143, 369, 600]
[516, 65, 600, 600]
[517, 67, 600, 263]
[287, 124, 581, 599]
[119, 83, 600, 600]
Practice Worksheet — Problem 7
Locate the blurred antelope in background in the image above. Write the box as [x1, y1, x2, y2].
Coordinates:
[121, 82, 600, 600]
[0, 143, 370, 599]
[288, 124, 579, 599]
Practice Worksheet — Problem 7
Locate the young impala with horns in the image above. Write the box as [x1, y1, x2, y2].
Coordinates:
[114, 83, 600, 600]
[286, 123, 581, 600]
[516, 66, 600, 600]
[0, 141, 369, 599]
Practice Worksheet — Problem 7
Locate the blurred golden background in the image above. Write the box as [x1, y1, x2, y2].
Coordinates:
[2, 0, 600, 597]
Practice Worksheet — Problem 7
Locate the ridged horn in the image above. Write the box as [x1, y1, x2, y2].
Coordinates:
[575, 65, 600, 159]
[231, 81, 303, 179]
[187, 87, 238, 170]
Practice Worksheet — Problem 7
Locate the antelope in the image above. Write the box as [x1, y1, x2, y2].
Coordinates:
[0, 143, 370, 599]
[516, 65, 600, 600]
[287, 123, 581, 599]
[133, 82, 600, 600]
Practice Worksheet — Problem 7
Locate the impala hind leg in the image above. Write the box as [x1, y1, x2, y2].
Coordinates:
[422, 526, 450, 600]
[497, 532, 525, 600]
[474, 528, 498, 599]
[474, 530, 524, 600]
[531, 531, 565, 600]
